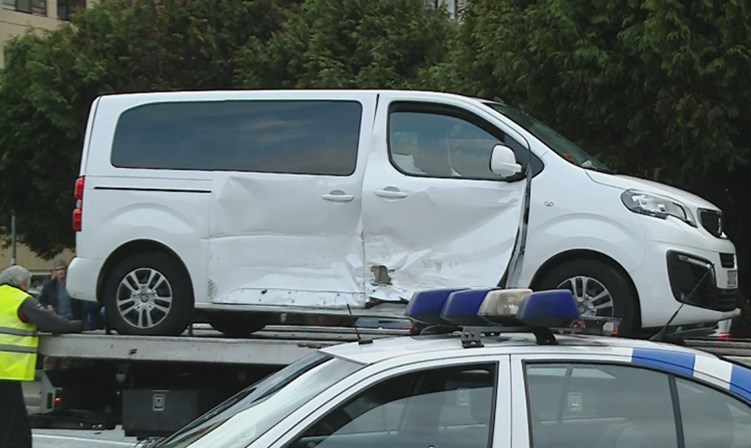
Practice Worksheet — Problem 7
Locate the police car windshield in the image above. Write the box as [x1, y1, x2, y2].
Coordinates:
[156, 352, 362, 448]
[484, 102, 612, 173]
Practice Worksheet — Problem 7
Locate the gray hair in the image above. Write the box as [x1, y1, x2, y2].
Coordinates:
[0, 265, 31, 288]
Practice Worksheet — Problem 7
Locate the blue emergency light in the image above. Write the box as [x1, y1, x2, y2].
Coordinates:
[516, 289, 580, 328]
[406, 287, 581, 331]
[404, 288, 468, 324]
[440, 288, 499, 326]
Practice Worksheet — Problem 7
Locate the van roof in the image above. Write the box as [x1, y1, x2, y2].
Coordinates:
[97, 89, 487, 103]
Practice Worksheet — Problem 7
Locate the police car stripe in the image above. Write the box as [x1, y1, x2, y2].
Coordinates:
[631, 348, 695, 377]
[628, 347, 751, 403]
[730, 365, 751, 402]
[693, 354, 733, 388]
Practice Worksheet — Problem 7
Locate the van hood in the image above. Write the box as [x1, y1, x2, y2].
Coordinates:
[586, 171, 720, 211]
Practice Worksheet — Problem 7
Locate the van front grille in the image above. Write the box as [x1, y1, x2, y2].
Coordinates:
[666, 251, 736, 312]
[719, 253, 735, 268]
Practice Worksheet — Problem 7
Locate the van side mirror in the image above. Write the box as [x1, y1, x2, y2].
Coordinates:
[490, 144, 522, 178]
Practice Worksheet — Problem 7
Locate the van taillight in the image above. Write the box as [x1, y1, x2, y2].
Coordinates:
[73, 176, 84, 232]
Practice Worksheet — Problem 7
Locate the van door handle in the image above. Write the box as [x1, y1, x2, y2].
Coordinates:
[322, 191, 354, 203]
[373, 187, 408, 199]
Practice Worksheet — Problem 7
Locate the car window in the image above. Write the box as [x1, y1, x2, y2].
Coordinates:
[388, 104, 540, 180]
[112, 100, 362, 176]
[525, 363, 678, 448]
[677, 377, 751, 448]
[287, 364, 497, 448]
[157, 353, 362, 448]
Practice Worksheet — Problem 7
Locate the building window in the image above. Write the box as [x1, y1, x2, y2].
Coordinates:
[2, 0, 47, 16]
[57, 0, 85, 21]
[425, 0, 466, 19]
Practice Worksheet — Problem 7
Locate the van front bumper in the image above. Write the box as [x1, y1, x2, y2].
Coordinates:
[630, 239, 740, 328]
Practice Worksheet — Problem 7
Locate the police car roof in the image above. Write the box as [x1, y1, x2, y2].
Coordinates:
[320, 332, 718, 366]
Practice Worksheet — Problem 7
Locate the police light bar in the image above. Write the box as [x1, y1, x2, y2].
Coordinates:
[405, 288, 468, 324]
[440, 288, 499, 326]
[407, 287, 581, 329]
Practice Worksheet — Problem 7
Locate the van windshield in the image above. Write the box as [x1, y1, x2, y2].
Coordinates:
[485, 102, 612, 173]
[156, 352, 362, 448]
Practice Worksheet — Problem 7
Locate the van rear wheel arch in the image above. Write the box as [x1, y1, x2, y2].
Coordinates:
[99, 243, 194, 336]
[531, 252, 641, 336]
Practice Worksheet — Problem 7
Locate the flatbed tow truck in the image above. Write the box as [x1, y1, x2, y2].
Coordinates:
[31, 324, 409, 438]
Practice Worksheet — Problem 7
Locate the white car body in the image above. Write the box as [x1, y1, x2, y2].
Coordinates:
[153, 332, 751, 448]
[66, 90, 739, 334]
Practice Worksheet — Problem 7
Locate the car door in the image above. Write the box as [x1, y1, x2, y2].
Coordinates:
[206, 92, 377, 308]
[259, 356, 512, 448]
[361, 93, 529, 301]
[511, 351, 751, 448]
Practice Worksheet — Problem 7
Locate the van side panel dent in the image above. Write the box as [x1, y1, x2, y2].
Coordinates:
[208, 173, 367, 306]
[364, 183, 522, 301]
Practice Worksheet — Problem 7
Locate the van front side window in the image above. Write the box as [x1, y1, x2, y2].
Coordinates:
[389, 109, 508, 180]
[111, 100, 362, 176]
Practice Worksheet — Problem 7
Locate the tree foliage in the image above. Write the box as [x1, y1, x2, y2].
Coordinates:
[233, 0, 455, 88]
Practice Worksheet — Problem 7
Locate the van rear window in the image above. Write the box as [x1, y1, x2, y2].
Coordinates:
[111, 100, 362, 175]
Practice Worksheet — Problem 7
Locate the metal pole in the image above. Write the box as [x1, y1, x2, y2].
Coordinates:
[11, 210, 16, 266]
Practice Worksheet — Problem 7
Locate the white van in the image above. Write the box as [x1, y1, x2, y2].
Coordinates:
[67, 90, 739, 336]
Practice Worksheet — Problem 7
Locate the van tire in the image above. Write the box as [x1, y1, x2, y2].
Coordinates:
[208, 313, 267, 338]
[103, 252, 193, 336]
[536, 259, 639, 336]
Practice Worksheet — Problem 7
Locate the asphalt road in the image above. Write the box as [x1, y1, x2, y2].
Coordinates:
[33, 427, 137, 448]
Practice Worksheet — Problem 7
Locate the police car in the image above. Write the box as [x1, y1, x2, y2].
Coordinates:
[152, 289, 751, 448]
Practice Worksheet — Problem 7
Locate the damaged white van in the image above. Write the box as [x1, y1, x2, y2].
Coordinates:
[66, 90, 739, 337]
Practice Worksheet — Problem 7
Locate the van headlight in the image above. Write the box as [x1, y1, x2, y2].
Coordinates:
[621, 190, 696, 226]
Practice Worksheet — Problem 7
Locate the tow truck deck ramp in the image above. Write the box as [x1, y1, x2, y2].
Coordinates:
[38, 325, 401, 365]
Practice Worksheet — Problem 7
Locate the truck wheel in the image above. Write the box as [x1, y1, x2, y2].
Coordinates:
[103, 252, 193, 336]
[208, 313, 267, 338]
[536, 259, 639, 336]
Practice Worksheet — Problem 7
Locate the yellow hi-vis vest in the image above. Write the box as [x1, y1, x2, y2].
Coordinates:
[0, 284, 38, 381]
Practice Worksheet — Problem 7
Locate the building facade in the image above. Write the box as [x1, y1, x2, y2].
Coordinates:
[1, 0, 85, 67]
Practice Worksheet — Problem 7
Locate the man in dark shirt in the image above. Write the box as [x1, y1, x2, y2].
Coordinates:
[39, 259, 105, 331]
[38, 259, 81, 320]
[0, 265, 83, 448]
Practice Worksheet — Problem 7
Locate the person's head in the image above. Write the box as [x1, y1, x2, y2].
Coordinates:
[0, 265, 32, 292]
[52, 259, 67, 283]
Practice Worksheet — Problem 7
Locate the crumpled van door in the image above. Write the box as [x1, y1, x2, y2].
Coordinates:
[207, 93, 377, 308]
[362, 93, 527, 302]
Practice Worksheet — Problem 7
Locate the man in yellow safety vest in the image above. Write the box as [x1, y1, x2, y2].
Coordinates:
[0, 265, 84, 448]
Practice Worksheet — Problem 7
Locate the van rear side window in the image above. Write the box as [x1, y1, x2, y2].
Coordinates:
[111, 100, 362, 175]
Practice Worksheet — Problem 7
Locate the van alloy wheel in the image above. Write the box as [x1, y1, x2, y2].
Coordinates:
[557, 275, 615, 318]
[536, 259, 639, 336]
[115, 267, 173, 329]
[103, 251, 193, 336]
